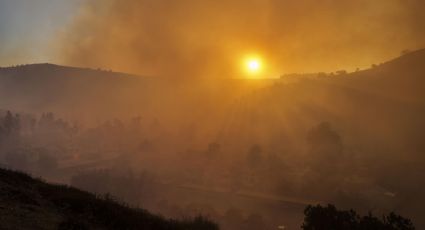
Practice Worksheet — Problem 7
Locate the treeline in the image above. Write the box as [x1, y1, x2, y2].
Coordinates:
[302, 204, 415, 230]
[0, 111, 20, 141]
[0, 109, 155, 176]
[0, 110, 78, 175]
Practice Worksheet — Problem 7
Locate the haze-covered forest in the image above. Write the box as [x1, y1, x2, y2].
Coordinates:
[1, 49, 424, 229]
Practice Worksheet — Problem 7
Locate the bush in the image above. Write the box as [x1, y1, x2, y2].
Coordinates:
[58, 218, 89, 230]
[302, 204, 415, 230]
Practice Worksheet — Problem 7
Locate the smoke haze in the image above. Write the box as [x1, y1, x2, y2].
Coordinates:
[1, 1, 425, 229]
[58, 0, 425, 76]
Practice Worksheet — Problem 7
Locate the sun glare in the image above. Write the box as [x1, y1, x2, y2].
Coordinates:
[243, 55, 263, 77]
[248, 59, 260, 71]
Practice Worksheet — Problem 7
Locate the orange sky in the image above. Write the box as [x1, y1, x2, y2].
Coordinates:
[1, 0, 425, 77]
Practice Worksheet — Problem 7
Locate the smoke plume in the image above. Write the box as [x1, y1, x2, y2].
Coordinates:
[58, 0, 425, 77]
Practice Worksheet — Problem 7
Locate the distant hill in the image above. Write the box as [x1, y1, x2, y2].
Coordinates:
[1, 50, 425, 141]
[0, 167, 217, 230]
[0, 64, 150, 119]
[338, 48, 425, 104]
[0, 63, 269, 122]
[1, 49, 424, 113]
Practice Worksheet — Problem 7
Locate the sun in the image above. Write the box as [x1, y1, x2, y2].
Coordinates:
[247, 59, 261, 72]
[243, 56, 263, 76]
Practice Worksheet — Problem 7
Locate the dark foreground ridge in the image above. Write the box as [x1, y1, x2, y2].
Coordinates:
[0, 167, 218, 230]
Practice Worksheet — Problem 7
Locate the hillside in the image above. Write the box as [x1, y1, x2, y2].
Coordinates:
[213, 49, 425, 228]
[0, 63, 271, 125]
[0, 51, 425, 229]
[0, 64, 148, 119]
[1, 49, 425, 116]
[0, 167, 217, 230]
[336, 49, 425, 104]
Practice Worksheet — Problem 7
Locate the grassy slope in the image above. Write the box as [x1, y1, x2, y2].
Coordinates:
[0, 168, 218, 230]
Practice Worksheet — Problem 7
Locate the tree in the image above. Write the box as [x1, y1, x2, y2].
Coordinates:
[384, 213, 415, 230]
[307, 122, 342, 155]
[3, 111, 20, 136]
[306, 122, 343, 176]
[246, 144, 262, 168]
[302, 204, 415, 230]
[336, 70, 347, 76]
[302, 204, 357, 230]
[205, 142, 220, 160]
[317, 72, 328, 78]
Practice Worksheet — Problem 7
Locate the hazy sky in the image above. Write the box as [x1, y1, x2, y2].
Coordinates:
[0, 0, 81, 66]
[1, 0, 424, 76]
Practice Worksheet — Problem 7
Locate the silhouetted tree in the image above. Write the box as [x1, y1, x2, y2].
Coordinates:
[3, 111, 20, 136]
[384, 213, 415, 230]
[336, 70, 347, 76]
[302, 204, 357, 230]
[302, 204, 415, 230]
